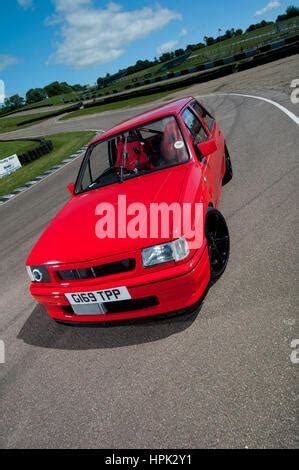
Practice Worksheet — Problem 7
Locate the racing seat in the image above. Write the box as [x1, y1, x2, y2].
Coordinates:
[115, 135, 150, 171]
[162, 120, 186, 164]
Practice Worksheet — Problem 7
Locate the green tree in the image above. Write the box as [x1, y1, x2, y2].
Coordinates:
[159, 52, 175, 62]
[224, 30, 232, 39]
[286, 5, 299, 16]
[174, 48, 185, 57]
[246, 20, 273, 33]
[204, 36, 215, 46]
[4, 94, 24, 110]
[195, 43, 205, 50]
[277, 5, 299, 21]
[97, 77, 106, 88]
[72, 84, 84, 92]
[44, 81, 72, 97]
[26, 88, 47, 104]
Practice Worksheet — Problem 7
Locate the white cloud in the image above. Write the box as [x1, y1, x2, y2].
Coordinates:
[0, 55, 20, 72]
[255, 1, 281, 17]
[156, 39, 179, 56]
[179, 28, 188, 37]
[48, 0, 182, 69]
[17, 0, 33, 8]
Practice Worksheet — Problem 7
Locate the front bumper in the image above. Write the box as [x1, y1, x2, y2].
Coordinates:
[30, 246, 210, 323]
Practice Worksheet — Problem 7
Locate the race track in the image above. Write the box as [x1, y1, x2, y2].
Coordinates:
[0, 91, 297, 448]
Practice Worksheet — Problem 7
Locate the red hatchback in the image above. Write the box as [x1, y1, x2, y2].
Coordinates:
[26, 97, 233, 324]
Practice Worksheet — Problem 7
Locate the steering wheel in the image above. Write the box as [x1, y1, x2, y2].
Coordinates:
[112, 166, 136, 176]
[95, 166, 136, 182]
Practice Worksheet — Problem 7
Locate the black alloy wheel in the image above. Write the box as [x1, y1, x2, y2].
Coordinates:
[205, 208, 230, 280]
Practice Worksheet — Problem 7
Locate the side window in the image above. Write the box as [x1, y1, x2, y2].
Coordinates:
[89, 141, 109, 183]
[80, 141, 109, 190]
[182, 108, 208, 144]
[191, 101, 214, 131]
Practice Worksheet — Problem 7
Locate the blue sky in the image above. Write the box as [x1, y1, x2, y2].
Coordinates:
[0, 0, 295, 97]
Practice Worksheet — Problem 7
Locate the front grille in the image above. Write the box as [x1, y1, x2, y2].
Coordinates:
[57, 258, 135, 281]
[63, 296, 159, 315]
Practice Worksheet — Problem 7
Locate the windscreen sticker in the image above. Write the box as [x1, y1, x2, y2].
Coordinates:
[174, 141, 185, 149]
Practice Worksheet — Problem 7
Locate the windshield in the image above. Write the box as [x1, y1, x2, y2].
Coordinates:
[75, 115, 190, 193]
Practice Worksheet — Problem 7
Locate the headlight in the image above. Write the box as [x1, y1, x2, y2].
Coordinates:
[142, 237, 190, 268]
[26, 265, 51, 283]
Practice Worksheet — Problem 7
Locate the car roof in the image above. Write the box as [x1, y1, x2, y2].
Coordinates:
[90, 96, 194, 144]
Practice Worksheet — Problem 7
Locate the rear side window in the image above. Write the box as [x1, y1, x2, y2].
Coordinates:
[191, 101, 214, 131]
[182, 108, 208, 144]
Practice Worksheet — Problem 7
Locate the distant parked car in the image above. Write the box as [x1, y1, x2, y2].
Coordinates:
[26, 96, 232, 324]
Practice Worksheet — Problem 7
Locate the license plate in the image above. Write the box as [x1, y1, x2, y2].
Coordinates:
[65, 287, 131, 306]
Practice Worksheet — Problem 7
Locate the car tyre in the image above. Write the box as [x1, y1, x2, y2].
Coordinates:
[222, 144, 233, 186]
[205, 208, 230, 281]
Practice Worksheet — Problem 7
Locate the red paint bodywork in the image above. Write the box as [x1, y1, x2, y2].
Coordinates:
[27, 97, 226, 323]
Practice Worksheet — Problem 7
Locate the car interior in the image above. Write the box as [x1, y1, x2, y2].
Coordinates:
[109, 116, 189, 172]
[77, 116, 190, 192]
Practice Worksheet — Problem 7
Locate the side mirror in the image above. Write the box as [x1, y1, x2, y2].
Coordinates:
[196, 139, 217, 158]
[67, 182, 75, 195]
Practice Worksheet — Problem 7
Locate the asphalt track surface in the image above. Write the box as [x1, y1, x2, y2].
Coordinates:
[0, 90, 298, 448]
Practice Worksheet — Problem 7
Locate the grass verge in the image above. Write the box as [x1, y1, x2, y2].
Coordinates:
[0, 111, 57, 133]
[0, 140, 38, 160]
[60, 89, 176, 121]
[0, 131, 95, 197]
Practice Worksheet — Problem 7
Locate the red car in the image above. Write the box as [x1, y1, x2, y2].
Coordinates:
[26, 97, 232, 324]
